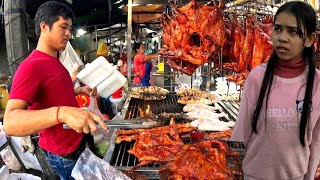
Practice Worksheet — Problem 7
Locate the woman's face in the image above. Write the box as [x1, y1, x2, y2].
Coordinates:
[272, 12, 305, 61]
[137, 44, 145, 54]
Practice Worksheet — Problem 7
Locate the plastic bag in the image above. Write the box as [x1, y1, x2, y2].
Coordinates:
[92, 128, 110, 157]
[87, 95, 108, 121]
[60, 41, 84, 77]
[97, 40, 109, 57]
[20, 136, 35, 154]
[71, 148, 132, 180]
[0, 146, 21, 171]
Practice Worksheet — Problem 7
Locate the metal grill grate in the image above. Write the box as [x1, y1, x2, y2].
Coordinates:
[110, 141, 161, 168]
[110, 138, 245, 179]
[125, 94, 184, 119]
[218, 100, 240, 121]
[110, 139, 245, 166]
[110, 94, 243, 179]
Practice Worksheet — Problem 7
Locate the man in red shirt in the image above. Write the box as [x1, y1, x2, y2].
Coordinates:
[3, 1, 106, 179]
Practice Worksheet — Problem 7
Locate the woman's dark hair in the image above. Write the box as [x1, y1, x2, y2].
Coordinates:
[252, 1, 317, 146]
[133, 42, 143, 53]
[35, 1, 74, 38]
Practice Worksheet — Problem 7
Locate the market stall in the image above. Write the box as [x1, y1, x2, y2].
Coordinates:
[3, 0, 320, 179]
[94, 0, 320, 179]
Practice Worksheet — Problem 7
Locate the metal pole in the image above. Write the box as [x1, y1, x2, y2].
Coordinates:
[127, 0, 133, 87]
[4, 0, 28, 75]
[95, 26, 98, 50]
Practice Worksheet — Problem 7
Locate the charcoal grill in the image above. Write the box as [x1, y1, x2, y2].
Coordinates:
[104, 93, 243, 179]
[218, 100, 240, 121]
[105, 137, 245, 179]
[124, 93, 184, 119]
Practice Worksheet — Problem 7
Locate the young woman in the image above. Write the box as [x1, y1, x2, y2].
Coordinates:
[133, 42, 158, 86]
[231, 2, 320, 179]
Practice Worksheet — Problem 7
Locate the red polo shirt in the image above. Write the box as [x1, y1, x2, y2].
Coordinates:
[10, 50, 83, 155]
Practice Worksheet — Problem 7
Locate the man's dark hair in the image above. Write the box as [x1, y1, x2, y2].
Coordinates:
[34, 1, 74, 38]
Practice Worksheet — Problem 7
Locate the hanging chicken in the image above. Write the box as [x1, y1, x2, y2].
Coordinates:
[160, 0, 226, 75]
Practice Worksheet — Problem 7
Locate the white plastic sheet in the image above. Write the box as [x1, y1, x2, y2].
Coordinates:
[87, 95, 108, 121]
[60, 42, 84, 77]
[71, 148, 132, 180]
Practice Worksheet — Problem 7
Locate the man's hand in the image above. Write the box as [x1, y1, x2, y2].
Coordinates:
[80, 86, 98, 98]
[59, 106, 106, 134]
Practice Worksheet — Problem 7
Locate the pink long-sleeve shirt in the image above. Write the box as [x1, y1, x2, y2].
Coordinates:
[231, 64, 320, 180]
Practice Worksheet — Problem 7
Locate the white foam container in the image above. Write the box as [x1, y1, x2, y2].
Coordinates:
[77, 56, 115, 89]
[96, 71, 127, 98]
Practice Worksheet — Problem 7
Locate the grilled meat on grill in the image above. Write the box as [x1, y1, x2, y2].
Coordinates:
[130, 86, 169, 100]
[127, 126, 184, 170]
[177, 89, 217, 105]
[205, 129, 233, 141]
[116, 123, 195, 144]
[160, 140, 233, 180]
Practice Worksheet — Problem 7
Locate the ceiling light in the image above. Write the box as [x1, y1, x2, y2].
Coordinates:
[77, 29, 87, 36]
[115, 0, 123, 4]
[65, 0, 73, 4]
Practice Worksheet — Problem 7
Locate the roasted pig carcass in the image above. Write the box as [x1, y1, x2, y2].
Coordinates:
[160, 0, 225, 75]
[160, 140, 234, 180]
[127, 126, 184, 170]
[166, 58, 199, 76]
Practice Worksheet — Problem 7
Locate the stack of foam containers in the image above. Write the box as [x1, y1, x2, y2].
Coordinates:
[77, 56, 127, 98]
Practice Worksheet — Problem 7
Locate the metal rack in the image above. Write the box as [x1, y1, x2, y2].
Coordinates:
[106, 136, 245, 179]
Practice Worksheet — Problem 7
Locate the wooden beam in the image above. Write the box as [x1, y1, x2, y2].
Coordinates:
[132, 0, 168, 5]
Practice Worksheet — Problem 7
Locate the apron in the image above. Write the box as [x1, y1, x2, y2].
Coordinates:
[140, 62, 152, 86]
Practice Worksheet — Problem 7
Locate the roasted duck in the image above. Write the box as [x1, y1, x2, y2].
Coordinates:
[160, 140, 234, 180]
[205, 129, 233, 141]
[116, 123, 195, 144]
[226, 70, 249, 87]
[239, 14, 255, 72]
[231, 14, 245, 63]
[315, 163, 320, 180]
[128, 126, 184, 170]
[251, 26, 273, 69]
[223, 15, 273, 87]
